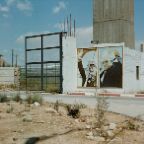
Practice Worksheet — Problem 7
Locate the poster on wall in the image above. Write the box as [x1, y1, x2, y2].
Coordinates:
[99, 46, 123, 88]
[77, 48, 98, 88]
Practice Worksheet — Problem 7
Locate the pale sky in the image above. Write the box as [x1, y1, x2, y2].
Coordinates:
[0, 0, 143, 66]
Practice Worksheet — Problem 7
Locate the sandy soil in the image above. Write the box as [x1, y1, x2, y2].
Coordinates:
[0, 101, 144, 144]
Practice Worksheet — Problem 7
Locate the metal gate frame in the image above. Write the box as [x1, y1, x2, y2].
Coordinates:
[25, 32, 65, 93]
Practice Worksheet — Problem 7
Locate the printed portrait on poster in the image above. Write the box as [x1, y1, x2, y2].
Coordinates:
[77, 48, 98, 88]
[99, 46, 123, 88]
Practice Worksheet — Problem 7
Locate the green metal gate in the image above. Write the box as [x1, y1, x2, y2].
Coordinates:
[25, 32, 65, 93]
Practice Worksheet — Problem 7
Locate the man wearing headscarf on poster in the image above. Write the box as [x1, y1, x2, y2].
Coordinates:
[77, 49, 86, 87]
[85, 60, 97, 87]
[77, 49, 97, 87]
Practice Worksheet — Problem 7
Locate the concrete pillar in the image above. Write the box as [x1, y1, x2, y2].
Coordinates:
[93, 0, 135, 49]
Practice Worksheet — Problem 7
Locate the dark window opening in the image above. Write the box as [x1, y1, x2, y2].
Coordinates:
[136, 66, 139, 80]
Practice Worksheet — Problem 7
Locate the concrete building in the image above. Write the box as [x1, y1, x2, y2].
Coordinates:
[93, 0, 135, 49]
[62, 40, 144, 95]
[0, 67, 18, 85]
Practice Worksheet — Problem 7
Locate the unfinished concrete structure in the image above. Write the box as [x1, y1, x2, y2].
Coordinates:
[93, 0, 135, 48]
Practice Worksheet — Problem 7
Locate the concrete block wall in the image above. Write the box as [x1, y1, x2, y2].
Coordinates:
[0, 67, 15, 84]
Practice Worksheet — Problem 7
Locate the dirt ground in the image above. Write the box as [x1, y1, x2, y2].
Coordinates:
[0, 101, 144, 144]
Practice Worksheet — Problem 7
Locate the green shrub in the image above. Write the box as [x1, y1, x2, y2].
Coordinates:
[65, 103, 84, 118]
[0, 93, 9, 103]
[26, 94, 43, 104]
[12, 94, 22, 102]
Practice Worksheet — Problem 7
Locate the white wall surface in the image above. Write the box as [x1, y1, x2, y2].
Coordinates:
[62, 36, 77, 93]
[123, 48, 144, 93]
[123, 48, 137, 92]
[140, 54, 144, 91]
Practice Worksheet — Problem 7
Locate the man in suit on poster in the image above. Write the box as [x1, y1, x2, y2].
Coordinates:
[100, 52, 122, 88]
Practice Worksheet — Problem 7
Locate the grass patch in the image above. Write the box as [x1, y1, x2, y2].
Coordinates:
[0, 93, 9, 103]
[45, 85, 60, 93]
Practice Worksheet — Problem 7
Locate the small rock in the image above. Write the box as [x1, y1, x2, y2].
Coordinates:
[86, 135, 95, 140]
[23, 115, 32, 122]
[110, 137, 122, 143]
[92, 130, 99, 137]
[33, 102, 40, 107]
[68, 122, 72, 125]
[18, 129, 24, 133]
[35, 120, 45, 123]
[86, 125, 91, 129]
[87, 135, 105, 141]
[79, 117, 86, 122]
[86, 131, 93, 136]
[75, 119, 79, 123]
[107, 130, 114, 137]
[109, 123, 116, 130]
[103, 126, 109, 131]
[94, 136, 105, 142]
[45, 108, 57, 113]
